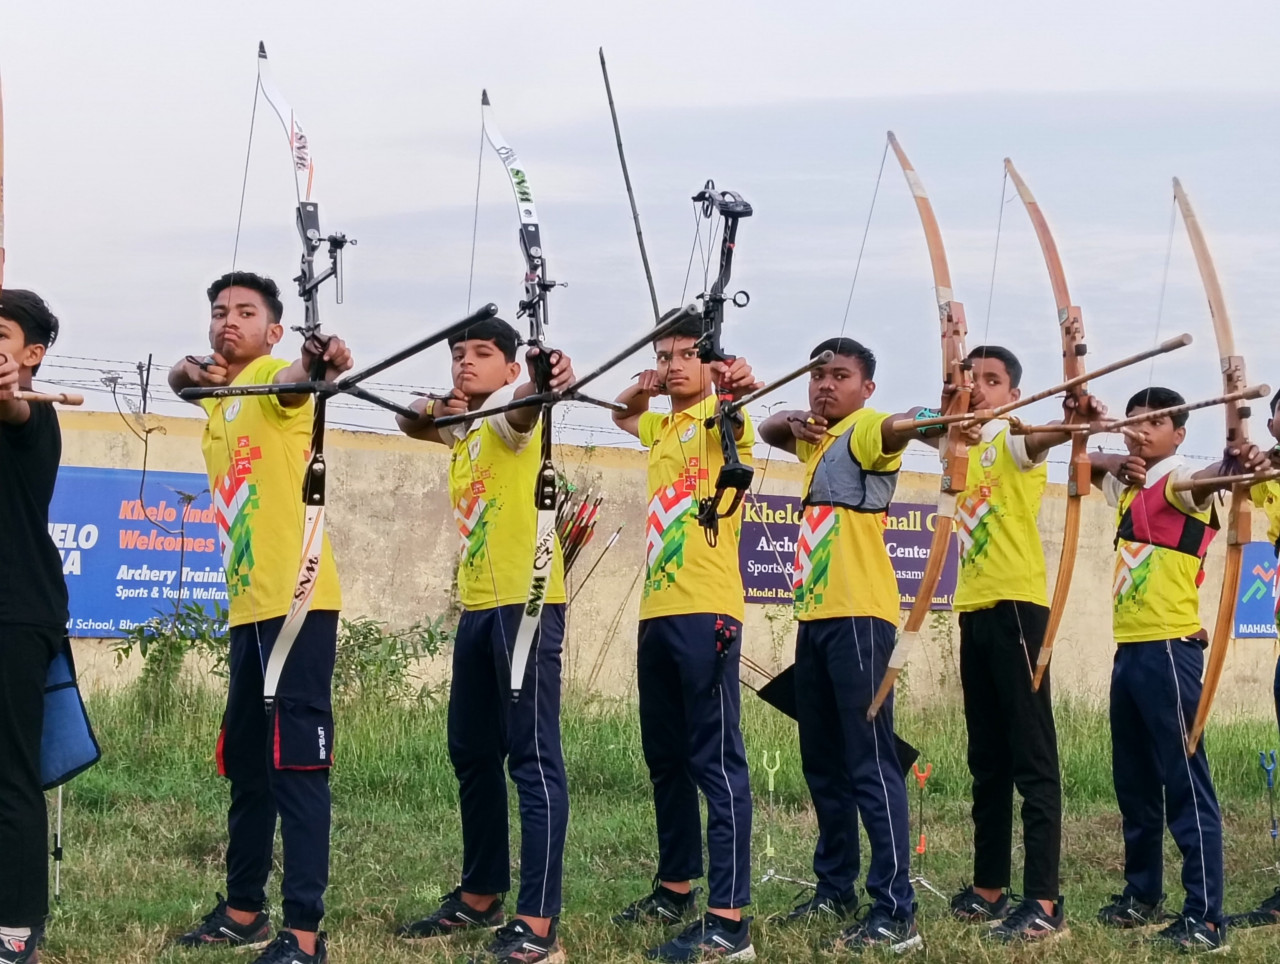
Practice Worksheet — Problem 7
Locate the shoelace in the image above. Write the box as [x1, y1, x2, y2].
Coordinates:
[999, 901, 1046, 932]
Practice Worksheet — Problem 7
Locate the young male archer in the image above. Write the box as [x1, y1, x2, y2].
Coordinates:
[759, 337, 942, 955]
[608, 308, 760, 963]
[394, 317, 575, 964]
[0, 290, 72, 964]
[1091, 386, 1269, 953]
[169, 271, 351, 964]
[944, 345, 1103, 943]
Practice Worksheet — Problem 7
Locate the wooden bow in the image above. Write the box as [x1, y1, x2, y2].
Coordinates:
[866, 132, 971, 720]
[1003, 159, 1087, 691]
[1177, 178, 1252, 756]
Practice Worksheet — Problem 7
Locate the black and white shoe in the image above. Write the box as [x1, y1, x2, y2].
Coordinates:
[949, 885, 1009, 922]
[770, 889, 858, 924]
[469, 919, 565, 964]
[646, 913, 754, 962]
[1145, 915, 1226, 954]
[1097, 892, 1165, 929]
[1228, 887, 1280, 928]
[984, 897, 1066, 943]
[175, 894, 272, 948]
[249, 931, 327, 964]
[0, 927, 40, 964]
[828, 908, 922, 954]
[613, 879, 700, 925]
[396, 887, 504, 941]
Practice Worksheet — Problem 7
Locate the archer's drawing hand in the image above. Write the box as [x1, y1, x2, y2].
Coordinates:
[633, 370, 665, 397]
[185, 352, 230, 388]
[788, 412, 828, 445]
[1115, 455, 1147, 487]
[0, 353, 19, 398]
[711, 357, 764, 401]
[302, 334, 354, 381]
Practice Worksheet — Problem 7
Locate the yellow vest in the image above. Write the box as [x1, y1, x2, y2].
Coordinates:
[953, 422, 1049, 611]
[449, 414, 566, 611]
[1251, 479, 1280, 546]
[637, 396, 753, 621]
[200, 356, 342, 627]
[793, 408, 902, 624]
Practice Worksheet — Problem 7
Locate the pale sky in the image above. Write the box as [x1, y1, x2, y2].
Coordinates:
[3, 0, 1278, 475]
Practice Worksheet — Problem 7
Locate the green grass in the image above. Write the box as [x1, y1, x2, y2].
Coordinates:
[38, 683, 1280, 962]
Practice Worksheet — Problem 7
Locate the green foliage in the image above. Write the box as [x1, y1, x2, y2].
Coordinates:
[110, 603, 229, 723]
[332, 614, 454, 703]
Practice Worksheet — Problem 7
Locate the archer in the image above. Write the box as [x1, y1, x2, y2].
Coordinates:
[167, 271, 352, 964]
[393, 316, 575, 964]
[940, 345, 1103, 942]
[0, 290, 75, 964]
[757, 337, 943, 955]
[606, 307, 760, 961]
[1089, 386, 1269, 952]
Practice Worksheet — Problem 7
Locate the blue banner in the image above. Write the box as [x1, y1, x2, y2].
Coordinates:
[49, 466, 227, 638]
[1236, 541, 1278, 638]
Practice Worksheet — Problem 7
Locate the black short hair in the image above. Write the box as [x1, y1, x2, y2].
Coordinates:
[653, 305, 706, 346]
[207, 271, 285, 325]
[447, 316, 520, 362]
[1270, 386, 1279, 417]
[812, 337, 875, 380]
[0, 289, 60, 375]
[968, 345, 1023, 388]
[1126, 386, 1188, 428]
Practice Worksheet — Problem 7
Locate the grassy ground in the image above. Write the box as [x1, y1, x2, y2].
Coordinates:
[37, 683, 1280, 963]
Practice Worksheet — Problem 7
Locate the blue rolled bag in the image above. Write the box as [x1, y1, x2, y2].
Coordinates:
[40, 639, 101, 790]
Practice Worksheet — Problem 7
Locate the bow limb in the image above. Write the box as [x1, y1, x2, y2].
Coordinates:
[1004, 159, 1088, 692]
[868, 133, 971, 719]
[1175, 178, 1251, 756]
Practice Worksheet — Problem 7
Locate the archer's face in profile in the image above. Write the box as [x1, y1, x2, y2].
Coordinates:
[209, 286, 283, 363]
[809, 353, 874, 422]
[654, 335, 711, 402]
[1122, 408, 1185, 462]
[0, 317, 45, 375]
[970, 356, 1019, 411]
[451, 338, 520, 398]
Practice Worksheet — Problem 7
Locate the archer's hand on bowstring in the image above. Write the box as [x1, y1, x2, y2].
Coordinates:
[396, 388, 469, 445]
[168, 352, 230, 403]
[1089, 451, 1147, 492]
[0, 353, 30, 424]
[612, 369, 664, 438]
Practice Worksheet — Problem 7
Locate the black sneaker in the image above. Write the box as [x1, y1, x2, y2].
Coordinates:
[613, 878, 700, 925]
[949, 885, 1009, 922]
[828, 908, 922, 954]
[1228, 887, 1280, 928]
[469, 919, 564, 964]
[175, 893, 272, 948]
[1145, 915, 1226, 953]
[1097, 892, 1165, 929]
[985, 897, 1067, 943]
[396, 887, 505, 941]
[0, 927, 40, 964]
[248, 931, 327, 964]
[770, 889, 858, 924]
[646, 913, 755, 962]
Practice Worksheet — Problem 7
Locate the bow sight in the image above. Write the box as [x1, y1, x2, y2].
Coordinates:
[690, 180, 755, 545]
[294, 200, 356, 353]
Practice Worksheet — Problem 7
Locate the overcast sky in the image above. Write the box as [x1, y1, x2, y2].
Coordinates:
[3, 0, 1278, 475]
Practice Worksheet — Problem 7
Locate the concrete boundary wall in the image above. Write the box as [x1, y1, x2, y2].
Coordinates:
[60, 411, 1278, 717]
